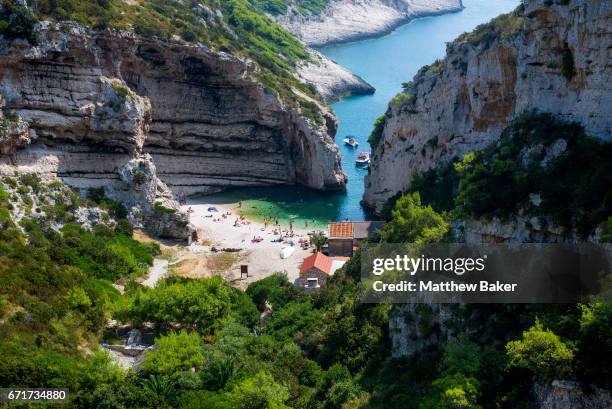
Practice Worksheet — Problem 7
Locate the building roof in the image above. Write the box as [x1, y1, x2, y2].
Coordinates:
[300, 252, 333, 274]
[300, 253, 350, 275]
[328, 221, 383, 239]
[353, 221, 384, 239]
[328, 222, 353, 238]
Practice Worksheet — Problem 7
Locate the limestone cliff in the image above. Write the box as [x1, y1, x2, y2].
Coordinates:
[364, 0, 612, 213]
[297, 49, 375, 103]
[273, 0, 464, 46]
[0, 26, 194, 239]
[0, 22, 346, 236]
[535, 380, 612, 409]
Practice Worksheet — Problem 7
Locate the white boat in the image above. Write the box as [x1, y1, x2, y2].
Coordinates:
[356, 152, 370, 166]
[343, 137, 359, 147]
[280, 244, 295, 259]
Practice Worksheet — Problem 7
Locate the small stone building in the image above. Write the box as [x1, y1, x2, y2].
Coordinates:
[298, 252, 349, 292]
[327, 221, 384, 256]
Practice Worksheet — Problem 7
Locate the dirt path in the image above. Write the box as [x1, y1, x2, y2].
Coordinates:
[141, 259, 169, 288]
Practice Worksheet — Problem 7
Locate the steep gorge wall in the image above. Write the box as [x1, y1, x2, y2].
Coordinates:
[0, 23, 346, 236]
[364, 0, 611, 213]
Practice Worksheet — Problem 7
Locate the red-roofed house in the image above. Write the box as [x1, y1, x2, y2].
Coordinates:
[327, 221, 384, 256]
[298, 252, 350, 292]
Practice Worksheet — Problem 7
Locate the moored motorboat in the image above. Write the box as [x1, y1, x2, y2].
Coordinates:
[343, 136, 359, 147]
[356, 152, 370, 166]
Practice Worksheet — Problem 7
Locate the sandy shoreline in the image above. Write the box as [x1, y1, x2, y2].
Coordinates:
[182, 198, 322, 285]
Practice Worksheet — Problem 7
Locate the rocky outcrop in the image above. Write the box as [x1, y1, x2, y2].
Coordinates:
[0, 95, 30, 158]
[535, 380, 612, 409]
[274, 0, 463, 47]
[389, 303, 464, 357]
[364, 0, 612, 212]
[0, 21, 347, 236]
[297, 49, 375, 103]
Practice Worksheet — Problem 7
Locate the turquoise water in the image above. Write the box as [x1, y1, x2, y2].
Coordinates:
[320, 0, 520, 221]
[203, 0, 520, 224]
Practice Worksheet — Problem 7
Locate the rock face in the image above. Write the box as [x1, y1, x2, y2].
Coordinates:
[274, 0, 463, 47]
[297, 50, 375, 103]
[0, 22, 346, 237]
[364, 0, 612, 213]
[389, 303, 463, 357]
[534, 380, 612, 409]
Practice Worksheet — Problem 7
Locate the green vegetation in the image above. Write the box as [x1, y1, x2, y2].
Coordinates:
[0, 178, 159, 404]
[368, 114, 387, 148]
[382, 192, 449, 243]
[141, 330, 206, 375]
[453, 112, 612, 238]
[408, 161, 459, 213]
[389, 92, 415, 110]
[506, 321, 574, 380]
[424, 60, 444, 74]
[600, 216, 612, 242]
[113, 276, 257, 332]
[1, 168, 610, 407]
[456, 5, 523, 48]
[250, 0, 330, 16]
[155, 202, 177, 214]
[110, 79, 136, 100]
[0, 0, 37, 43]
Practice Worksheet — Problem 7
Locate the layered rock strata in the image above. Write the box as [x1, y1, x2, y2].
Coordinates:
[0, 22, 347, 237]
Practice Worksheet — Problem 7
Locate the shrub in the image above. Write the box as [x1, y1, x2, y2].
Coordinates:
[382, 192, 449, 243]
[113, 277, 234, 332]
[132, 169, 146, 185]
[0, 296, 7, 318]
[141, 330, 205, 375]
[155, 202, 176, 213]
[110, 80, 134, 100]
[456, 6, 523, 48]
[0, 186, 9, 202]
[389, 92, 414, 109]
[18, 173, 43, 193]
[574, 303, 612, 388]
[506, 320, 574, 380]
[420, 373, 481, 409]
[115, 218, 134, 236]
[3, 176, 18, 188]
[426, 60, 443, 74]
[369, 114, 386, 148]
[227, 371, 290, 409]
[251, 0, 330, 16]
[0, 1, 38, 43]
[600, 216, 612, 242]
[64, 287, 92, 310]
[246, 272, 303, 311]
[409, 161, 459, 213]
